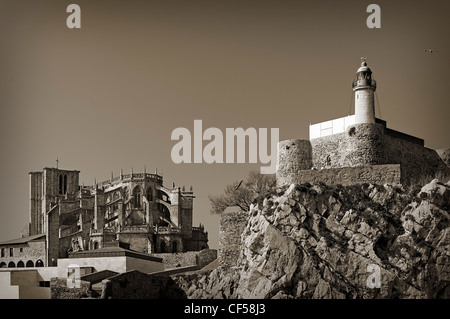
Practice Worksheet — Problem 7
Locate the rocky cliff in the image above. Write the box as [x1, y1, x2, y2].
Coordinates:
[173, 179, 450, 299]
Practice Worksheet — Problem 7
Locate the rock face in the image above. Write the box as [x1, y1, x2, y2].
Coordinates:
[437, 148, 450, 167]
[173, 179, 450, 299]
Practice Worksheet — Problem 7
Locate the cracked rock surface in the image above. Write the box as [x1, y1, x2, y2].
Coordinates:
[173, 179, 450, 299]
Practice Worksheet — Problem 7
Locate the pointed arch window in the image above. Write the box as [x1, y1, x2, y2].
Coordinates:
[133, 186, 142, 208]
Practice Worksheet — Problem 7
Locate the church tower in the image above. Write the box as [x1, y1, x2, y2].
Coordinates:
[29, 167, 80, 235]
[352, 59, 377, 124]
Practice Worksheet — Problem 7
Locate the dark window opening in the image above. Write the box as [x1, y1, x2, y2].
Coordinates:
[133, 186, 142, 208]
[172, 241, 178, 253]
[59, 174, 63, 194]
[147, 188, 153, 202]
[160, 241, 166, 253]
[63, 174, 67, 194]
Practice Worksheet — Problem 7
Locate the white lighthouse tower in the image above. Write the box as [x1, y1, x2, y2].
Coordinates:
[352, 58, 377, 124]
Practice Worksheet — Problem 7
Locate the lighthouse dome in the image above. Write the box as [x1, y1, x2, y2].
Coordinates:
[356, 61, 372, 78]
[352, 60, 376, 90]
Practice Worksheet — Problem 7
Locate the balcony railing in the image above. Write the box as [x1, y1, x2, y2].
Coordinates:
[154, 226, 182, 234]
[352, 78, 376, 89]
[120, 225, 149, 233]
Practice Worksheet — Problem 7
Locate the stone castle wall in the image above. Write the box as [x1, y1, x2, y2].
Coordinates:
[310, 123, 386, 169]
[219, 210, 249, 270]
[154, 248, 217, 269]
[383, 134, 449, 185]
[277, 123, 449, 187]
[290, 164, 401, 186]
[276, 139, 312, 187]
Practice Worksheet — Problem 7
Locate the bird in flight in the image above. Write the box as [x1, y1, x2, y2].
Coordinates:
[234, 180, 243, 190]
[425, 49, 437, 53]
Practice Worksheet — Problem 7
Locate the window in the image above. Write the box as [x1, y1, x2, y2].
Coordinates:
[147, 188, 153, 202]
[63, 174, 67, 194]
[1, 248, 4, 258]
[26, 260, 34, 267]
[160, 241, 166, 253]
[35, 259, 44, 267]
[59, 174, 68, 195]
[20, 247, 23, 253]
[17, 261, 24, 268]
[172, 241, 178, 253]
[133, 186, 142, 208]
[59, 174, 63, 194]
[9, 248, 13, 257]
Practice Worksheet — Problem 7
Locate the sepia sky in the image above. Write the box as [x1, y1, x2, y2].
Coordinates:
[0, 0, 449, 248]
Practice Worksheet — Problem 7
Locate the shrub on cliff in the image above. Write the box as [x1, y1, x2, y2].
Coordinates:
[208, 171, 276, 214]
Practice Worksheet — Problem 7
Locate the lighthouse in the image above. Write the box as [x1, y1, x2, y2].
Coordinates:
[352, 58, 377, 124]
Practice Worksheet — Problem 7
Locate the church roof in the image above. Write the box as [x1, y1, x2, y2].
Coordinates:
[0, 234, 46, 246]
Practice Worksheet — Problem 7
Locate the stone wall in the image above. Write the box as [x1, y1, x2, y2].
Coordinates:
[383, 134, 450, 185]
[0, 239, 46, 268]
[310, 123, 386, 169]
[29, 172, 43, 236]
[345, 123, 385, 166]
[154, 248, 217, 269]
[304, 122, 450, 186]
[291, 164, 401, 186]
[117, 231, 149, 253]
[276, 139, 312, 187]
[219, 209, 249, 270]
[47, 207, 60, 266]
